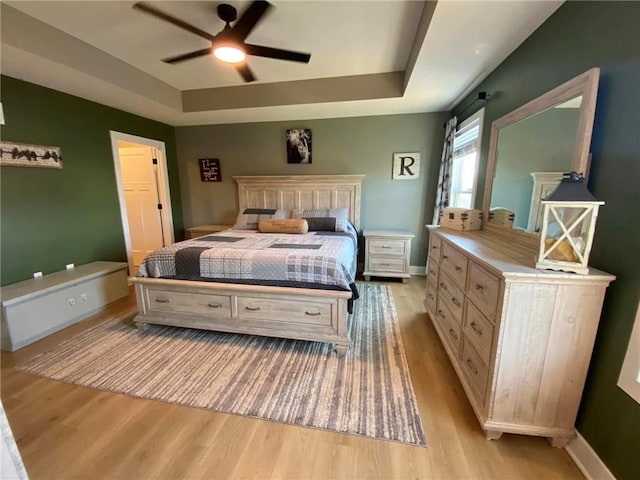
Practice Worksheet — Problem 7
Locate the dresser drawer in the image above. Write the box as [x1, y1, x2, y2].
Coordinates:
[369, 256, 405, 273]
[425, 279, 438, 316]
[428, 234, 442, 261]
[426, 258, 439, 284]
[463, 300, 495, 366]
[467, 261, 500, 320]
[369, 238, 406, 256]
[434, 301, 462, 355]
[440, 242, 468, 289]
[461, 338, 489, 404]
[437, 270, 464, 326]
[238, 296, 332, 326]
[147, 289, 232, 318]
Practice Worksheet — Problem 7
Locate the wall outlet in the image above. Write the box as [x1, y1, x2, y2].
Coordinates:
[33, 271, 43, 278]
[66, 263, 75, 270]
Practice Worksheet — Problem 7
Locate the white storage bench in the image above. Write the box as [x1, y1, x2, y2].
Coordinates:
[1, 261, 129, 351]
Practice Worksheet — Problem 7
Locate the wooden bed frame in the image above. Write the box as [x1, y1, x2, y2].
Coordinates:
[129, 174, 365, 354]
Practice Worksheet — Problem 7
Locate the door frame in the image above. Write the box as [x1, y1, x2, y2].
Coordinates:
[109, 131, 175, 274]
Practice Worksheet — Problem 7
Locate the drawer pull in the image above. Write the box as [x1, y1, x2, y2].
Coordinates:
[305, 310, 321, 316]
[431, 245, 437, 250]
[451, 297, 461, 307]
[439, 282, 448, 291]
[208, 302, 222, 308]
[380, 245, 391, 249]
[381, 263, 390, 266]
[475, 284, 484, 292]
[245, 306, 261, 311]
[427, 293, 434, 299]
[155, 298, 170, 303]
[470, 321, 483, 336]
[437, 310, 446, 319]
[442, 255, 449, 260]
[448, 328, 458, 341]
[466, 358, 479, 375]
[429, 269, 436, 275]
[455, 266, 462, 272]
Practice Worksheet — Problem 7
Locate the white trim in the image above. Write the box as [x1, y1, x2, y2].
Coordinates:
[617, 300, 640, 404]
[409, 265, 426, 276]
[109, 131, 175, 274]
[565, 432, 615, 480]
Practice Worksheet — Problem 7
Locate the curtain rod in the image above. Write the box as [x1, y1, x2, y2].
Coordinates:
[444, 91, 490, 127]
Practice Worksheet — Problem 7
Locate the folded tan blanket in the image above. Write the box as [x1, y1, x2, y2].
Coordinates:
[258, 218, 309, 234]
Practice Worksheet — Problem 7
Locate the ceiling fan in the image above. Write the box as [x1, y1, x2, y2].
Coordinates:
[133, 0, 311, 83]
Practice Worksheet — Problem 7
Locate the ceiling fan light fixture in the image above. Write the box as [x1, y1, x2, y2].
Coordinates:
[213, 44, 246, 63]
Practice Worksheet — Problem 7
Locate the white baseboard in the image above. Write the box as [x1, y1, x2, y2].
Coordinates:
[565, 432, 615, 480]
[409, 265, 426, 276]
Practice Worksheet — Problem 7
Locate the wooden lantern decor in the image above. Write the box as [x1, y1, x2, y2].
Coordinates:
[536, 172, 603, 275]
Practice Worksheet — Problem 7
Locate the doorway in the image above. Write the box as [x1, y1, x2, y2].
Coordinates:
[110, 131, 175, 274]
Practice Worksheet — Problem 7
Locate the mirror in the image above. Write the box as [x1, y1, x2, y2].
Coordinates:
[483, 68, 600, 237]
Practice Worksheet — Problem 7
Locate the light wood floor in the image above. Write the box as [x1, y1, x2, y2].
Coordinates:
[1, 277, 584, 479]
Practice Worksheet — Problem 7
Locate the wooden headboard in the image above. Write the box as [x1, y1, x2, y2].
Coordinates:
[234, 175, 365, 229]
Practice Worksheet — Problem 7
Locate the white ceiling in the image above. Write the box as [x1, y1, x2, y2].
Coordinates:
[0, 0, 563, 126]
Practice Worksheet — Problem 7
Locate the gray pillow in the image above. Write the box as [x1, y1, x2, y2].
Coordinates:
[233, 208, 290, 230]
[291, 208, 349, 232]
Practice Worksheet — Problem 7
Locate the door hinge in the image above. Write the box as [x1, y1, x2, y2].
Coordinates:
[157, 203, 163, 210]
[152, 158, 158, 165]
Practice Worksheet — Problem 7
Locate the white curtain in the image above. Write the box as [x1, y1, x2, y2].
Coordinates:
[432, 116, 458, 224]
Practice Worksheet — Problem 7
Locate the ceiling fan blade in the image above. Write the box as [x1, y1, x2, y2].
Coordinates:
[162, 48, 212, 64]
[244, 43, 311, 63]
[133, 2, 216, 42]
[231, 0, 271, 41]
[235, 63, 257, 83]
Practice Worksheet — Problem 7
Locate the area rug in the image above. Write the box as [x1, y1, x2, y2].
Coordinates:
[17, 282, 425, 446]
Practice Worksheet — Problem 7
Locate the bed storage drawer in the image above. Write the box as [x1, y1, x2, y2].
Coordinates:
[238, 296, 333, 326]
[147, 289, 232, 318]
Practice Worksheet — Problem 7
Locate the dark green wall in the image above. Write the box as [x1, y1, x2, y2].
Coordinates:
[453, 2, 640, 478]
[0, 76, 184, 286]
[175, 113, 449, 267]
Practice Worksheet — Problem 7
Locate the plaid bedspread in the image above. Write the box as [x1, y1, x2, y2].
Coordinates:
[137, 225, 358, 292]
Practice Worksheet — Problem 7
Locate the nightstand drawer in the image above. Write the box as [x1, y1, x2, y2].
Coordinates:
[369, 239, 406, 255]
[369, 256, 405, 273]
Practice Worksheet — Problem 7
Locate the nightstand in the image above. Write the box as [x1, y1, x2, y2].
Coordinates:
[363, 230, 414, 283]
[186, 224, 230, 239]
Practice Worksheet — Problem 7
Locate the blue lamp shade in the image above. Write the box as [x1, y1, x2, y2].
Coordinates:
[545, 171, 597, 202]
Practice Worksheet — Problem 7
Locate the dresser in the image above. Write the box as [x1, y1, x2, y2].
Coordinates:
[363, 230, 414, 283]
[425, 226, 614, 446]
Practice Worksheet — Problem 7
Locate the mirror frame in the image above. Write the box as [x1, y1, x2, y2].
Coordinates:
[482, 68, 600, 245]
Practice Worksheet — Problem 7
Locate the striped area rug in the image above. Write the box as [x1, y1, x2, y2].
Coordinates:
[17, 283, 426, 446]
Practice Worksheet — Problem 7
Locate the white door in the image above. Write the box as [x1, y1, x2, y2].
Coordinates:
[119, 146, 165, 269]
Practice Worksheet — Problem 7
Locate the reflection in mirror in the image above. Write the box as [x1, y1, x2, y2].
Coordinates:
[482, 68, 600, 242]
[489, 96, 582, 232]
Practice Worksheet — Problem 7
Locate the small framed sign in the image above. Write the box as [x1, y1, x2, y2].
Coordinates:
[199, 158, 221, 182]
[392, 152, 420, 180]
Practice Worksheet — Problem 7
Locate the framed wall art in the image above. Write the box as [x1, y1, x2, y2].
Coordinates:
[392, 152, 420, 180]
[286, 128, 312, 164]
[0, 141, 63, 169]
[199, 158, 222, 182]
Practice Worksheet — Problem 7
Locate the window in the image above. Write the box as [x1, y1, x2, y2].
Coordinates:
[450, 108, 484, 209]
[618, 300, 640, 404]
